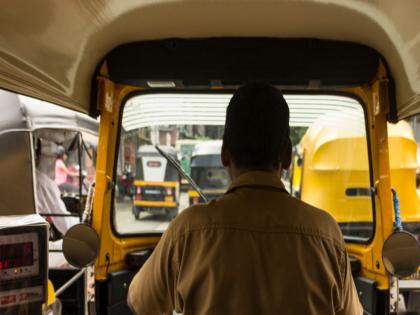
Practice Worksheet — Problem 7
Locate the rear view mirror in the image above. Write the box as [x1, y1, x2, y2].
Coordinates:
[63, 224, 100, 268]
[382, 230, 420, 278]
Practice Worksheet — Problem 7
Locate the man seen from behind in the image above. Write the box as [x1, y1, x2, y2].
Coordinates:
[128, 82, 362, 315]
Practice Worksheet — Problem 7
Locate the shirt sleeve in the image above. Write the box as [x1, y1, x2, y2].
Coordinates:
[337, 250, 363, 315]
[56, 159, 65, 172]
[128, 228, 178, 315]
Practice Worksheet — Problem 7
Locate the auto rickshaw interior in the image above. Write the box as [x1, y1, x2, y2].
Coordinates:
[82, 37, 420, 315]
[1, 0, 420, 314]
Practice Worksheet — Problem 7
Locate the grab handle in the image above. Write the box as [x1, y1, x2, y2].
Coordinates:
[391, 188, 402, 230]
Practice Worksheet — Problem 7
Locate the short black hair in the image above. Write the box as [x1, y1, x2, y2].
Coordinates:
[56, 145, 65, 159]
[223, 82, 290, 170]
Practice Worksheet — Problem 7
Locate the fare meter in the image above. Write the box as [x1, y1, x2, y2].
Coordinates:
[0, 215, 48, 314]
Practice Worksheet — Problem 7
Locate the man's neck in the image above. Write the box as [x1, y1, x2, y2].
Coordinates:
[229, 166, 282, 181]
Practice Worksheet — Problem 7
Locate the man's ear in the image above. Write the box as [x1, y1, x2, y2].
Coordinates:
[221, 142, 230, 167]
[281, 138, 292, 170]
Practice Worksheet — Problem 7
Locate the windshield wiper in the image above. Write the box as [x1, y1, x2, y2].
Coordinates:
[154, 145, 209, 203]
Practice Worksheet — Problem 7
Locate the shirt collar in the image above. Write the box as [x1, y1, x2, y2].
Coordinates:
[226, 170, 288, 194]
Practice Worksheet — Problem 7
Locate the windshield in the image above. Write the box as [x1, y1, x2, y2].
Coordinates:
[114, 93, 374, 241]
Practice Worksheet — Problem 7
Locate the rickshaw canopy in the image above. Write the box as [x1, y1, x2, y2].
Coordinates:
[192, 141, 223, 158]
[0, 1, 420, 120]
[0, 90, 98, 136]
[0, 89, 98, 217]
[137, 145, 177, 158]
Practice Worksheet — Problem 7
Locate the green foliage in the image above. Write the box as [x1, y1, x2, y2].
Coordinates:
[192, 136, 211, 141]
[290, 127, 308, 146]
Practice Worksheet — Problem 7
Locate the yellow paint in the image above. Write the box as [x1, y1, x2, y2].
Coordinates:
[188, 190, 199, 198]
[134, 200, 177, 207]
[92, 78, 159, 280]
[299, 126, 374, 222]
[134, 180, 178, 187]
[341, 66, 394, 290]
[387, 121, 420, 222]
[47, 279, 55, 305]
[188, 189, 226, 197]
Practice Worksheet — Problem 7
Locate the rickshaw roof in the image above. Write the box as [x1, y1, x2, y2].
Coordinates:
[192, 141, 223, 156]
[0, 89, 98, 135]
[0, 1, 420, 120]
[387, 120, 416, 140]
[301, 111, 416, 155]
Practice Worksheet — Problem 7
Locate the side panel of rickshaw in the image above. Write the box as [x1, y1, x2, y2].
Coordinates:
[0, 132, 35, 216]
[300, 135, 373, 237]
[387, 123, 420, 226]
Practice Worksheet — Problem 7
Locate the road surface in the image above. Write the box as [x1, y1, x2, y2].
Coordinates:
[114, 192, 189, 234]
[115, 179, 290, 234]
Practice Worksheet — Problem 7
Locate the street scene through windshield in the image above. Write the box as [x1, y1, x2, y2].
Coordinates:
[114, 93, 378, 241]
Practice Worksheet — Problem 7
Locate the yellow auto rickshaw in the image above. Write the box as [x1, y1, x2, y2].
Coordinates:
[292, 114, 420, 239]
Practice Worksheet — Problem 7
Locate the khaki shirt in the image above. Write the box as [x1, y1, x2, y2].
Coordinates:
[128, 171, 362, 315]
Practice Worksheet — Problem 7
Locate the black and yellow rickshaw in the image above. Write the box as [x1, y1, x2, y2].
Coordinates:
[132, 145, 180, 219]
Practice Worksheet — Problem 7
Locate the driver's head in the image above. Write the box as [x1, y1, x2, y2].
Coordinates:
[56, 145, 66, 160]
[222, 82, 291, 174]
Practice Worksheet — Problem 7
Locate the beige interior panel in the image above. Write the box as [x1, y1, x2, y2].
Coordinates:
[0, 0, 419, 119]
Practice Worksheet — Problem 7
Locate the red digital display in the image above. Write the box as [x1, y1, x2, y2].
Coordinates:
[0, 242, 33, 269]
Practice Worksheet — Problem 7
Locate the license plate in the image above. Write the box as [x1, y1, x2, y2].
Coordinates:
[145, 190, 161, 194]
